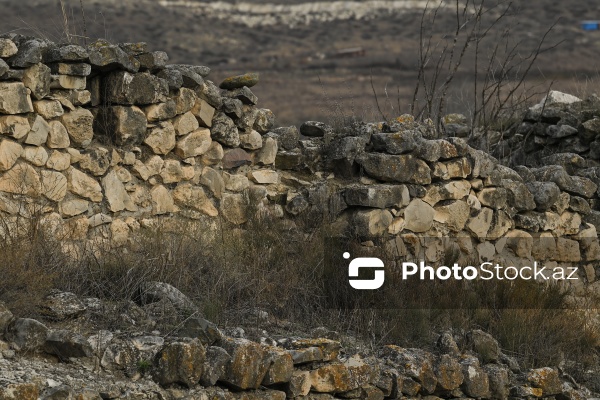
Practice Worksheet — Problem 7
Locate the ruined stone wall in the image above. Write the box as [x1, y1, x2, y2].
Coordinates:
[3, 35, 600, 400]
[0, 35, 600, 296]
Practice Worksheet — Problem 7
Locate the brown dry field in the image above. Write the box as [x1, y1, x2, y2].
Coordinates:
[2, 0, 600, 126]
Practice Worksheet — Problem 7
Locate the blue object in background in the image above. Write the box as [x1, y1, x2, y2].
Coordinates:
[581, 21, 600, 31]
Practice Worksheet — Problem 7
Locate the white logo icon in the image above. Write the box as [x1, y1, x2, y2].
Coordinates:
[345, 252, 385, 290]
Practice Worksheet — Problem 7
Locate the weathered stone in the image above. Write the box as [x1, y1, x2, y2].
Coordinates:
[8, 39, 46, 68]
[467, 147, 497, 178]
[150, 185, 178, 214]
[224, 173, 249, 192]
[22, 63, 50, 100]
[201, 346, 231, 386]
[0, 38, 18, 58]
[477, 187, 507, 209]
[167, 64, 208, 87]
[527, 367, 561, 396]
[0, 82, 33, 114]
[0, 139, 22, 171]
[382, 346, 436, 394]
[0, 383, 39, 399]
[466, 330, 500, 363]
[223, 148, 252, 169]
[510, 385, 543, 398]
[136, 51, 168, 72]
[48, 62, 91, 76]
[102, 170, 137, 212]
[173, 111, 199, 136]
[144, 99, 177, 122]
[154, 339, 205, 388]
[6, 318, 48, 351]
[0, 162, 41, 196]
[220, 72, 259, 89]
[160, 159, 184, 183]
[24, 115, 49, 146]
[58, 198, 89, 217]
[219, 338, 271, 390]
[254, 108, 275, 134]
[435, 354, 464, 392]
[500, 179, 536, 211]
[371, 130, 421, 154]
[249, 170, 279, 184]
[225, 86, 258, 105]
[40, 170, 66, 201]
[433, 200, 470, 231]
[272, 126, 300, 151]
[96, 105, 146, 146]
[0, 115, 30, 139]
[404, 199, 435, 233]
[533, 165, 597, 198]
[432, 157, 471, 180]
[526, 181, 561, 211]
[309, 356, 373, 394]
[262, 348, 294, 385]
[192, 98, 216, 128]
[46, 150, 70, 171]
[211, 112, 240, 147]
[101, 340, 140, 377]
[460, 357, 489, 398]
[221, 193, 249, 224]
[466, 207, 494, 238]
[300, 121, 332, 138]
[357, 153, 431, 184]
[103, 71, 168, 105]
[240, 130, 263, 150]
[61, 108, 94, 147]
[145, 121, 176, 155]
[45, 44, 88, 63]
[34, 99, 63, 119]
[175, 128, 212, 158]
[487, 209, 512, 239]
[173, 183, 218, 216]
[88, 40, 138, 72]
[353, 209, 393, 236]
[348, 183, 407, 208]
[79, 147, 110, 176]
[67, 167, 102, 202]
[554, 237, 581, 262]
[286, 371, 312, 397]
[484, 364, 509, 400]
[50, 74, 86, 90]
[44, 329, 93, 358]
[199, 167, 224, 199]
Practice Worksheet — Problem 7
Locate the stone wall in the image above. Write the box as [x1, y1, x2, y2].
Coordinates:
[0, 287, 592, 399]
[2, 35, 600, 400]
[0, 35, 600, 295]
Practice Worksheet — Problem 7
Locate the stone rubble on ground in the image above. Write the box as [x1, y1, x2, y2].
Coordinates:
[1, 36, 600, 399]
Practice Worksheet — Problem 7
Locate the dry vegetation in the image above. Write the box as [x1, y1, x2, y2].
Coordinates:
[0, 209, 598, 375]
[1, 0, 600, 381]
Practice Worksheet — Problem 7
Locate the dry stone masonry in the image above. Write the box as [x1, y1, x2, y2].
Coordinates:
[0, 288, 593, 400]
[1, 35, 600, 398]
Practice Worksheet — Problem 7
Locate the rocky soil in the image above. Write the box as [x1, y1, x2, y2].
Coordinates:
[0, 285, 597, 400]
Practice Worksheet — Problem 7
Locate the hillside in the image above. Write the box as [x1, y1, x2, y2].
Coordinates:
[1, 0, 600, 125]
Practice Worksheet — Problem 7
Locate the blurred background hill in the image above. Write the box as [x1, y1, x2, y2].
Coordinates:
[1, 0, 600, 126]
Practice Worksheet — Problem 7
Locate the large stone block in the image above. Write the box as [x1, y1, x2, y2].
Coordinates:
[61, 108, 94, 147]
[219, 338, 271, 390]
[103, 71, 168, 105]
[0, 82, 33, 114]
[356, 153, 431, 184]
